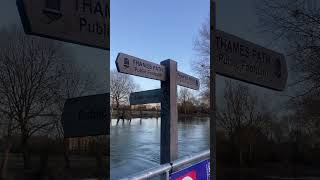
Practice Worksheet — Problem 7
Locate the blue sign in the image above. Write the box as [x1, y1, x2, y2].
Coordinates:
[170, 159, 210, 180]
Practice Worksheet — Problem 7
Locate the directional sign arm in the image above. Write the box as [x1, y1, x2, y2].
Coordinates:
[129, 89, 162, 105]
[116, 53, 166, 81]
[215, 30, 287, 91]
[116, 52, 200, 90]
[177, 71, 200, 90]
[17, 0, 110, 50]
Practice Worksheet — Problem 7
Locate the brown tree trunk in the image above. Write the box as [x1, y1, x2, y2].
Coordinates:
[230, 133, 238, 166]
[1, 117, 13, 179]
[21, 136, 31, 170]
[116, 103, 120, 124]
[94, 140, 104, 177]
[249, 143, 252, 167]
[95, 142, 102, 170]
[63, 138, 70, 169]
[0, 137, 11, 179]
[20, 123, 31, 170]
[237, 139, 243, 166]
[239, 148, 243, 167]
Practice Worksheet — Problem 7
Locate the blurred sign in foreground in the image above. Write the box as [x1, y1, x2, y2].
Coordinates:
[170, 159, 210, 180]
[16, 0, 110, 50]
[61, 93, 109, 138]
[215, 30, 287, 91]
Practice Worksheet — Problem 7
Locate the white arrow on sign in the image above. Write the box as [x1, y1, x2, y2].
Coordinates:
[116, 53, 200, 90]
[17, 0, 109, 50]
[215, 30, 288, 91]
[129, 89, 162, 105]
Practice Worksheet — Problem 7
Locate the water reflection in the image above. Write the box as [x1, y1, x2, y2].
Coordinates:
[110, 117, 209, 179]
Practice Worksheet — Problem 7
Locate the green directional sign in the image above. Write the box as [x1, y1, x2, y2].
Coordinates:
[129, 89, 162, 105]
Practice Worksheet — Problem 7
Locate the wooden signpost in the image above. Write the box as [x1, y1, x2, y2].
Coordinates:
[116, 53, 200, 165]
[17, 0, 110, 50]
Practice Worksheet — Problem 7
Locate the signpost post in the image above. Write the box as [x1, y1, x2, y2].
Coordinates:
[210, 1, 217, 180]
[116, 52, 200, 174]
[17, 0, 110, 50]
[160, 59, 178, 163]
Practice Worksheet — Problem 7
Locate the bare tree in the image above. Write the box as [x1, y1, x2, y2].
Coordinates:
[0, 27, 66, 170]
[54, 62, 98, 133]
[193, 18, 210, 101]
[289, 93, 320, 145]
[256, 1, 320, 164]
[178, 87, 195, 115]
[0, 111, 16, 178]
[52, 63, 98, 169]
[217, 80, 269, 165]
[256, 0, 320, 98]
[217, 81, 263, 135]
[110, 70, 137, 118]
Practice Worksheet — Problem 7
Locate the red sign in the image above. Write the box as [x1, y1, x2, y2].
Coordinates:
[175, 170, 197, 180]
[170, 159, 210, 180]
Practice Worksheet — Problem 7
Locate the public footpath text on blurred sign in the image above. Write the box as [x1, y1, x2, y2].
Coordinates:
[170, 159, 210, 180]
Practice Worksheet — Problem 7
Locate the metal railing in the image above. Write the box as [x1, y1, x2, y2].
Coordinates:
[118, 150, 210, 180]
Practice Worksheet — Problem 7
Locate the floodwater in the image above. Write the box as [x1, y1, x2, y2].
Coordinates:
[110, 117, 210, 179]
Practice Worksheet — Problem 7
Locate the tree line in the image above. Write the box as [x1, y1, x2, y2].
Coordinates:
[110, 69, 210, 120]
[0, 26, 105, 179]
